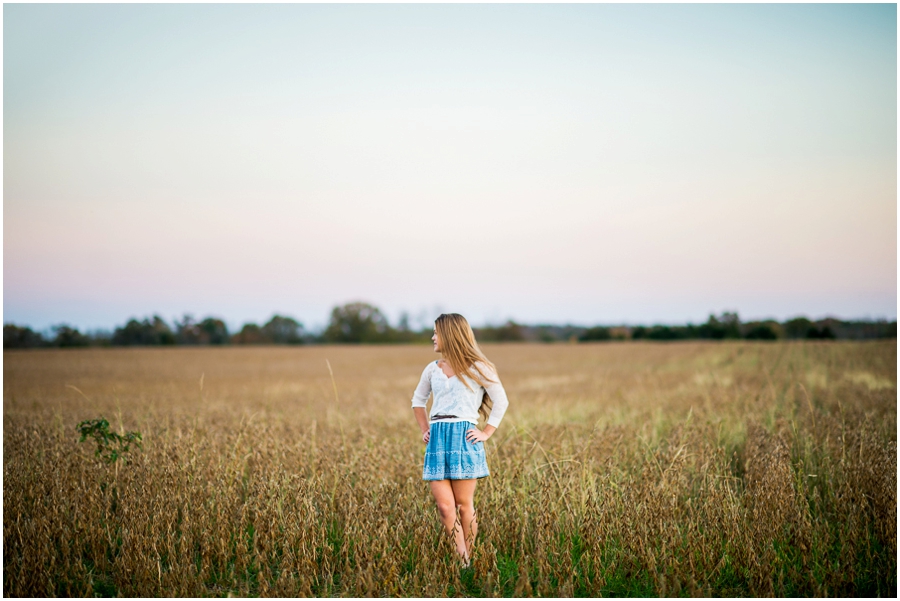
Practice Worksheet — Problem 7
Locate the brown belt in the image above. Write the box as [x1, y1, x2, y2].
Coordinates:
[431, 414, 458, 421]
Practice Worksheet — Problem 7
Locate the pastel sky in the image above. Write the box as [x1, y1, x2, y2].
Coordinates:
[4, 3, 897, 333]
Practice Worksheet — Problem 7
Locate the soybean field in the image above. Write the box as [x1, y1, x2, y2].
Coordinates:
[3, 341, 896, 596]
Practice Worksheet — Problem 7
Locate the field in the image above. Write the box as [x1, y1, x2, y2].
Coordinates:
[3, 341, 896, 597]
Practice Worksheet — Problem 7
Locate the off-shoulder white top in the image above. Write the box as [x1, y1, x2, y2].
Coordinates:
[410, 360, 510, 428]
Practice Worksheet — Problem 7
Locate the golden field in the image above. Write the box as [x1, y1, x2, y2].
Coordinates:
[3, 341, 896, 596]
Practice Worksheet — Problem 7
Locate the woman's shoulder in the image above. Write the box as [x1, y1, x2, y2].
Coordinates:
[417, 361, 439, 382]
[472, 360, 499, 379]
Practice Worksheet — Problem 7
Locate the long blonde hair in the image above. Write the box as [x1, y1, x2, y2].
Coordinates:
[435, 313, 497, 421]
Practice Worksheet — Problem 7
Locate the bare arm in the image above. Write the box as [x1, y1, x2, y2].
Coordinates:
[466, 364, 507, 443]
[411, 363, 434, 443]
[466, 424, 496, 443]
[413, 407, 430, 443]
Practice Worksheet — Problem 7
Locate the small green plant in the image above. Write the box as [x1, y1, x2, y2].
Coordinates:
[77, 417, 142, 464]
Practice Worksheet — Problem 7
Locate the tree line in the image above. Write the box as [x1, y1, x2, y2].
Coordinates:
[3, 303, 896, 349]
[3, 302, 425, 349]
[468, 313, 895, 342]
[555, 313, 895, 342]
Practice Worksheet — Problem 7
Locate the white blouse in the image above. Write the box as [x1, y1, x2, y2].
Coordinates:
[410, 360, 510, 428]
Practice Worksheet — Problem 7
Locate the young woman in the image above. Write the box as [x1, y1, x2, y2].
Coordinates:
[410, 313, 510, 567]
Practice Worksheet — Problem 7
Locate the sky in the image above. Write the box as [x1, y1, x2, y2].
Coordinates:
[3, 3, 897, 333]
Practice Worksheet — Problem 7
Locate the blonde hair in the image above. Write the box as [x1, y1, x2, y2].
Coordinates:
[434, 313, 497, 421]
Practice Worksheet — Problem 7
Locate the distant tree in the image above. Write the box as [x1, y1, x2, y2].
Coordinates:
[806, 325, 836, 340]
[698, 313, 741, 339]
[579, 326, 611, 342]
[650, 325, 691, 340]
[494, 321, 524, 342]
[475, 321, 525, 342]
[323, 302, 393, 343]
[609, 327, 631, 341]
[720, 312, 741, 334]
[198, 318, 229, 345]
[262, 315, 304, 344]
[175, 315, 202, 345]
[233, 323, 265, 344]
[4, 324, 46, 349]
[171, 315, 228, 345]
[398, 312, 411, 333]
[783, 317, 813, 339]
[52, 324, 91, 347]
[828, 319, 897, 340]
[112, 316, 175, 346]
[535, 326, 560, 343]
[387, 311, 429, 343]
[744, 323, 779, 340]
[88, 330, 113, 347]
[630, 324, 693, 340]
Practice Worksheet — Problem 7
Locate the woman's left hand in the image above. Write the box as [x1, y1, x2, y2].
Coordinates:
[466, 428, 491, 444]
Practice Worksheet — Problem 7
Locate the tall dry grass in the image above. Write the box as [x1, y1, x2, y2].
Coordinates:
[3, 341, 896, 596]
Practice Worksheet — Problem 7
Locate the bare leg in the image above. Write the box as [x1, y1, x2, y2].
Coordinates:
[429, 480, 468, 561]
[450, 479, 478, 563]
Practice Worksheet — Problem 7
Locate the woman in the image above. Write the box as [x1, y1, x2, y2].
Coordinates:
[410, 313, 510, 567]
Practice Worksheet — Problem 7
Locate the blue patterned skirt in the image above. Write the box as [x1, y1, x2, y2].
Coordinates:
[423, 420, 490, 481]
